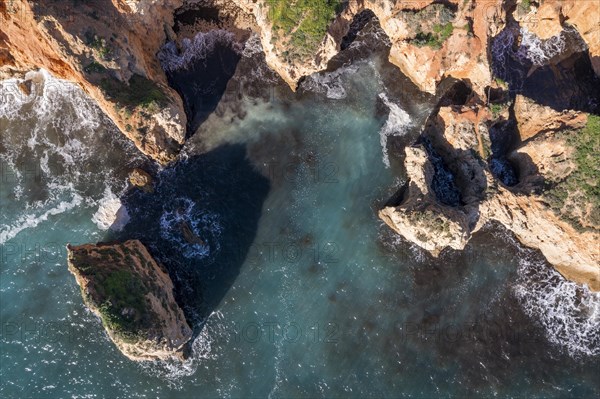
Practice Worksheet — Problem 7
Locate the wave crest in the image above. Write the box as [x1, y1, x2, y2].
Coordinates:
[514, 257, 600, 358]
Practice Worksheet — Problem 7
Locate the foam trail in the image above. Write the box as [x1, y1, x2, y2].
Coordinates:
[159, 197, 222, 259]
[241, 34, 264, 58]
[137, 311, 227, 385]
[517, 27, 566, 66]
[0, 194, 83, 244]
[377, 93, 411, 168]
[491, 24, 571, 81]
[158, 30, 242, 72]
[0, 68, 127, 241]
[92, 187, 130, 231]
[301, 65, 359, 100]
[514, 257, 600, 358]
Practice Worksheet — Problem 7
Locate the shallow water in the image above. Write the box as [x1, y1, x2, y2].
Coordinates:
[1, 35, 599, 399]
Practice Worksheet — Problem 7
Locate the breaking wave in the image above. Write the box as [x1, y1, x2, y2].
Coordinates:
[0, 193, 83, 244]
[517, 27, 567, 66]
[0, 69, 136, 242]
[377, 92, 411, 168]
[301, 65, 359, 100]
[514, 255, 600, 358]
[92, 187, 130, 232]
[137, 311, 227, 385]
[241, 33, 264, 59]
[158, 30, 243, 72]
[491, 24, 573, 81]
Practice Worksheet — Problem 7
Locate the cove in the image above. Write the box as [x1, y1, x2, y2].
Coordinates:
[0, 18, 599, 399]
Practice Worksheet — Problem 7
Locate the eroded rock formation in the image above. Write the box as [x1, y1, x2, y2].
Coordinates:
[2, 1, 598, 308]
[380, 99, 599, 291]
[1, 0, 186, 163]
[67, 240, 192, 360]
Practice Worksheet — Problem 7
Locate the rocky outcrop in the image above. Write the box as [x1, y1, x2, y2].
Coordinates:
[379, 102, 600, 291]
[517, 0, 600, 75]
[374, 0, 600, 290]
[239, 0, 504, 94]
[67, 240, 192, 361]
[0, 0, 186, 163]
[3, 1, 598, 290]
[2, 0, 598, 160]
[129, 168, 154, 192]
[514, 94, 587, 141]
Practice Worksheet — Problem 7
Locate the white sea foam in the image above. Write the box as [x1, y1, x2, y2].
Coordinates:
[159, 197, 222, 259]
[91, 187, 130, 231]
[377, 92, 411, 168]
[241, 34, 264, 58]
[517, 27, 566, 66]
[158, 30, 242, 72]
[0, 68, 124, 240]
[301, 65, 359, 100]
[514, 257, 600, 358]
[0, 194, 83, 244]
[491, 25, 570, 78]
[138, 311, 226, 385]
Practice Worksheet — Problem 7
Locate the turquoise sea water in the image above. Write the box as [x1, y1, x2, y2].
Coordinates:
[1, 30, 599, 398]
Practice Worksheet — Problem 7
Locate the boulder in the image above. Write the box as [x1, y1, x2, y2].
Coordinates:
[129, 168, 154, 192]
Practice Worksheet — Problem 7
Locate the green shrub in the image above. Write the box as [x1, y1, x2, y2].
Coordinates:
[414, 22, 454, 49]
[100, 74, 168, 111]
[268, 0, 343, 60]
[518, 0, 532, 13]
[85, 31, 112, 60]
[84, 61, 106, 74]
[489, 102, 508, 117]
[544, 115, 600, 230]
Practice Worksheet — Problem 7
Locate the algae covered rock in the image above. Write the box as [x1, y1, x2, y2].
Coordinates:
[67, 240, 192, 361]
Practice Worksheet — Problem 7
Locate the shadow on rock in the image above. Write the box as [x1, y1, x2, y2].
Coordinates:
[491, 23, 600, 114]
[104, 144, 270, 332]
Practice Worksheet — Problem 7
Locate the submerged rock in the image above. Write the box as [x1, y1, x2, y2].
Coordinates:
[67, 240, 192, 361]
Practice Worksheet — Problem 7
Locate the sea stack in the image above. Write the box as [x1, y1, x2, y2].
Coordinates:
[67, 240, 192, 361]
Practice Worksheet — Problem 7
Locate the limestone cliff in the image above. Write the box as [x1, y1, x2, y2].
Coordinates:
[239, 0, 504, 94]
[0, 0, 186, 163]
[517, 0, 600, 76]
[379, 100, 599, 291]
[67, 240, 192, 361]
[2, 1, 599, 291]
[245, 0, 599, 97]
[2, 0, 598, 153]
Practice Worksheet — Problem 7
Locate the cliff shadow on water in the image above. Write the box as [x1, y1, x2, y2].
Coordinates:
[159, 31, 243, 137]
[104, 144, 270, 333]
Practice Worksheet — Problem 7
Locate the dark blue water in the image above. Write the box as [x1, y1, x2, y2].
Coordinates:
[1, 36, 599, 398]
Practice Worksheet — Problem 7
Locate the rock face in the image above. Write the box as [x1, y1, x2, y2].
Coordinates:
[379, 101, 600, 292]
[129, 168, 154, 192]
[2, 0, 598, 156]
[517, 0, 600, 75]
[67, 240, 192, 361]
[514, 95, 587, 141]
[3, 1, 599, 291]
[237, 0, 504, 94]
[0, 0, 186, 163]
